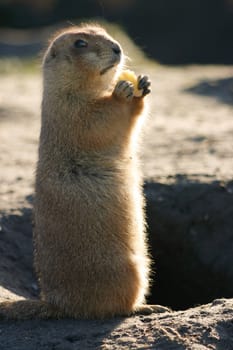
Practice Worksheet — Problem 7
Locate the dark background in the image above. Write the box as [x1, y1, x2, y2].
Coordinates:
[0, 0, 233, 64]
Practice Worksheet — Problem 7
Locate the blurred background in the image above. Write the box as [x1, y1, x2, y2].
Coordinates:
[0, 0, 233, 64]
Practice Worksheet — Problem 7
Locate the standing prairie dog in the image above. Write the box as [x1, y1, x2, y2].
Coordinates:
[0, 24, 169, 319]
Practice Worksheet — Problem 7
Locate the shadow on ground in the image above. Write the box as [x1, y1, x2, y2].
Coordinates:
[0, 178, 233, 310]
[0, 206, 36, 299]
[0, 317, 123, 350]
[184, 77, 233, 105]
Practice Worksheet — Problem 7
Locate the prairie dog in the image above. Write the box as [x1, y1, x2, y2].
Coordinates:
[0, 24, 168, 319]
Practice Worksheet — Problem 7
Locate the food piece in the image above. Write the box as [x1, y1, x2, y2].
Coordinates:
[118, 69, 142, 97]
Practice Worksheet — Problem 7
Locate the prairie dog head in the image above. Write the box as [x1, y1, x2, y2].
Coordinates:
[43, 25, 123, 96]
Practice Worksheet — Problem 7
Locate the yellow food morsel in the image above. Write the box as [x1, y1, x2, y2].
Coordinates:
[118, 69, 142, 97]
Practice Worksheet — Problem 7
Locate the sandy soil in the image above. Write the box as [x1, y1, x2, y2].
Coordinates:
[0, 299, 232, 350]
[0, 62, 233, 348]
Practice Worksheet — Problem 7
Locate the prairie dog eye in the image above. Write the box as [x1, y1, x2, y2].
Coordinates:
[74, 39, 88, 48]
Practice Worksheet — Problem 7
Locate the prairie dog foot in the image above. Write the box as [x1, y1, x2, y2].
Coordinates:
[113, 80, 134, 101]
[137, 75, 151, 97]
[134, 304, 171, 315]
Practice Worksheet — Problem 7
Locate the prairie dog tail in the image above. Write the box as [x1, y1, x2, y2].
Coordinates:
[0, 300, 63, 320]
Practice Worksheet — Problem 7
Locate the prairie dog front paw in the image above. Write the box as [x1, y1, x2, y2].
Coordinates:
[137, 75, 151, 97]
[117, 70, 151, 98]
[113, 80, 134, 101]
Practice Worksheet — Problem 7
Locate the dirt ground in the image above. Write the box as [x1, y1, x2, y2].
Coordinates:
[0, 299, 232, 350]
[0, 61, 233, 348]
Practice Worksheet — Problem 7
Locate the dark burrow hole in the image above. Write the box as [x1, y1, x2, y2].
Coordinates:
[145, 179, 233, 310]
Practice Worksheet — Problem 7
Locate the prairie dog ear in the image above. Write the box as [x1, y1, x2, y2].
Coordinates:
[50, 45, 57, 59]
[43, 44, 57, 65]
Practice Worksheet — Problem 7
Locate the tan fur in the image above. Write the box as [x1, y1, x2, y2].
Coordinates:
[0, 24, 169, 319]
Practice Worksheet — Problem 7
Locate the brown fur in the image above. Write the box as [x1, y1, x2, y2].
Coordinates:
[0, 24, 169, 319]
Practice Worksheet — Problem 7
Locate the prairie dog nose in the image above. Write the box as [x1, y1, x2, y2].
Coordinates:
[112, 43, 121, 56]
